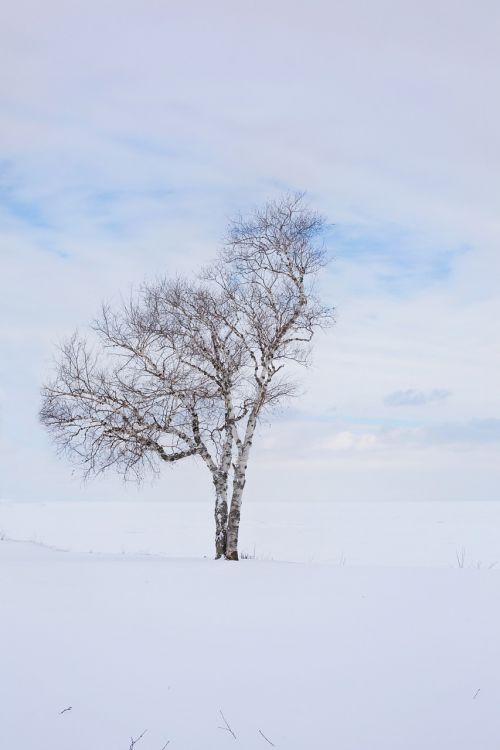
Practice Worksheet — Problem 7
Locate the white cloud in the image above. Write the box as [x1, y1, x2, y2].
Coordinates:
[324, 432, 378, 451]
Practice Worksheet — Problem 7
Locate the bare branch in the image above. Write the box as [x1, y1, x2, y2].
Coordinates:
[259, 728, 276, 746]
[129, 730, 147, 749]
[218, 710, 237, 740]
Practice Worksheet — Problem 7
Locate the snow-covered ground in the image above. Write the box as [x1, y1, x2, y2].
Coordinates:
[1, 500, 500, 567]
[1, 501, 499, 749]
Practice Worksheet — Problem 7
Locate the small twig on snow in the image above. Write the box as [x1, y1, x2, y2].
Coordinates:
[129, 729, 147, 749]
[473, 688, 481, 699]
[160, 742, 171, 749]
[456, 547, 466, 568]
[60, 706, 72, 714]
[258, 728, 275, 746]
[218, 710, 237, 739]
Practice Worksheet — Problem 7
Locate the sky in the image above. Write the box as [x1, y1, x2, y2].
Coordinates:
[1, 0, 499, 503]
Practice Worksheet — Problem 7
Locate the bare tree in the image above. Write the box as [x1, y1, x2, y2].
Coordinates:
[40, 193, 332, 559]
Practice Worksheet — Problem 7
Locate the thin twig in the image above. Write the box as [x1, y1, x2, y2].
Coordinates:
[160, 742, 171, 749]
[218, 710, 237, 739]
[259, 728, 275, 746]
[59, 706, 72, 715]
[129, 729, 147, 749]
[473, 688, 481, 699]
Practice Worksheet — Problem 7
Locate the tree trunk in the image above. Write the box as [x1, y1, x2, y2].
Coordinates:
[226, 407, 259, 560]
[225, 499, 241, 560]
[213, 467, 229, 558]
[225, 460, 247, 560]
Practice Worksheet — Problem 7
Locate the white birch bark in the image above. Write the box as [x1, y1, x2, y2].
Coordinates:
[225, 423, 255, 559]
[213, 478, 228, 559]
[213, 420, 234, 558]
[225, 367, 268, 560]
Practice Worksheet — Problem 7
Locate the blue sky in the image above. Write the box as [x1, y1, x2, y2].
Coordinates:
[1, 0, 499, 502]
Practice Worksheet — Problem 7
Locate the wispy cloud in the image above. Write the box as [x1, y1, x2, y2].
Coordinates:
[428, 419, 500, 445]
[384, 389, 451, 407]
[0, 162, 51, 230]
[332, 223, 464, 295]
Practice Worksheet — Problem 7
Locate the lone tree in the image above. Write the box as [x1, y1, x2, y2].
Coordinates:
[40, 193, 333, 559]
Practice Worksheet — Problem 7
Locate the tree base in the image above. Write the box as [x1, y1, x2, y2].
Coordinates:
[225, 550, 239, 561]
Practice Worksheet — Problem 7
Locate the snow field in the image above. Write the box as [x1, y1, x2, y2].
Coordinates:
[1, 501, 499, 749]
